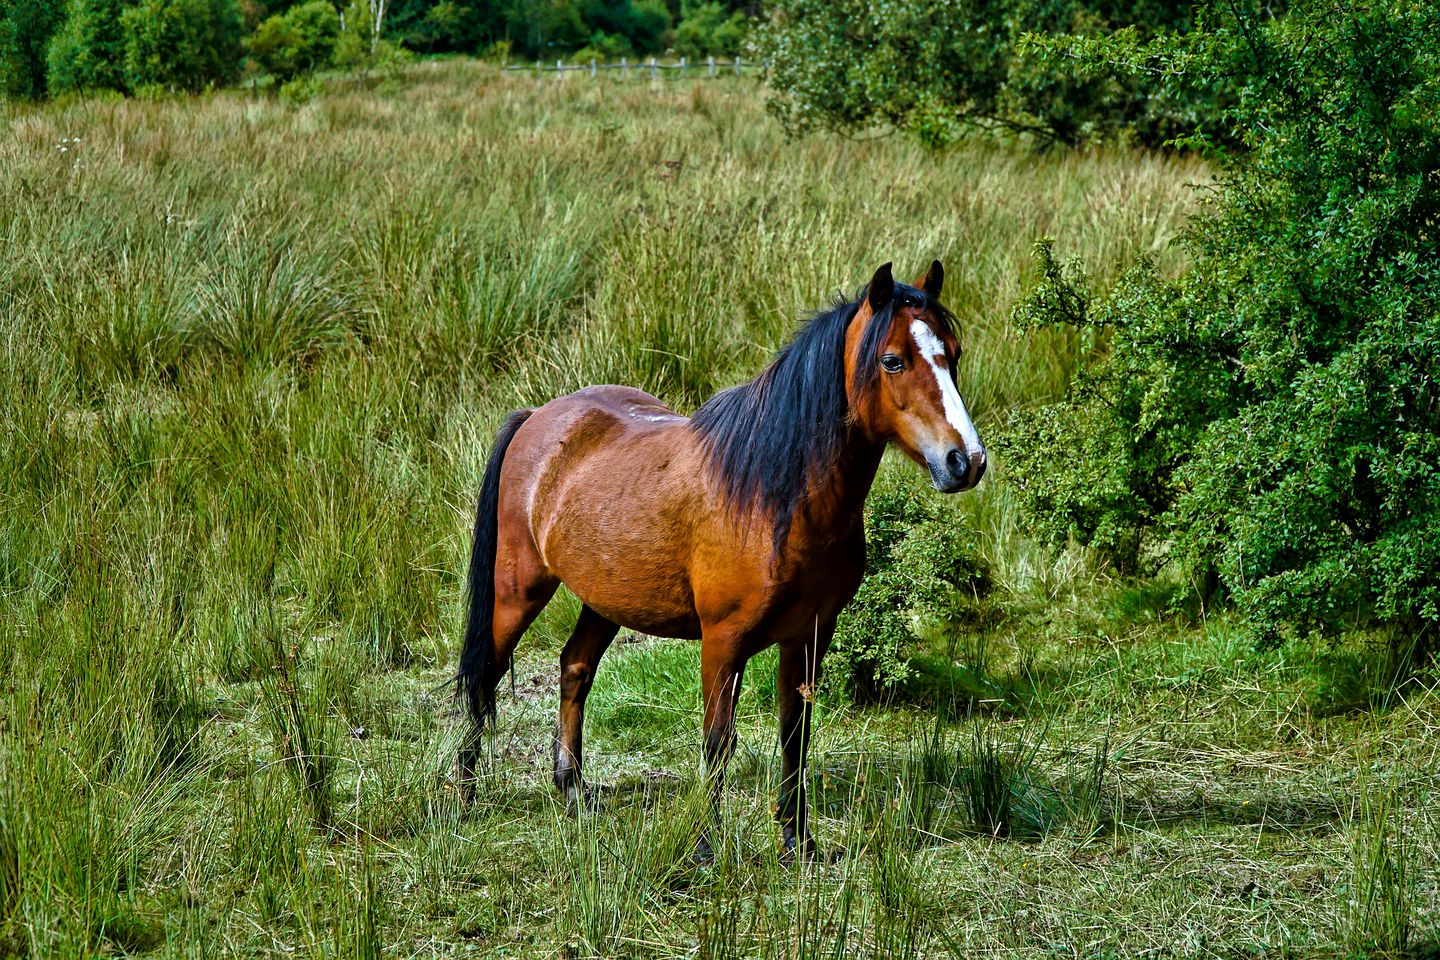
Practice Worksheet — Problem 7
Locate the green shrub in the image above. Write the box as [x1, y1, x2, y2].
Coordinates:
[44, 0, 126, 93]
[998, 243, 1182, 577]
[0, 0, 63, 97]
[1003, 2, 1440, 644]
[422, 0, 479, 51]
[479, 37, 509, 62]
[830, 480, 991, 701]
[572, 28, 631, 63]
[121, 0, 242, 92]
[761, 0, 1231, 149]
[246, 0, 339, 82]
[673, 1, 745, 59]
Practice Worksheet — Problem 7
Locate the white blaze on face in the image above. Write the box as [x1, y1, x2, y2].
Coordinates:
[910, 319, 985, 460]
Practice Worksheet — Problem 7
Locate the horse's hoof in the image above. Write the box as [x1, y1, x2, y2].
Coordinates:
[450, 766, 477, 806]
[565, 785, 602, 816]
[780, 838, 840, 866]
[691, 837, 716, 866]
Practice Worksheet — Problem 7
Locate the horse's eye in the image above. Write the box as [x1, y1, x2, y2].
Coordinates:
[880, 354, 904, 373]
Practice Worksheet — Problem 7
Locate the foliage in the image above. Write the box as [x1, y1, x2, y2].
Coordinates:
[44, 0, 125, 93]
[579, 0, 669, 55]
[760, 0, 1230, 149]
[0, 0, 62, 97]
[331, 0, 373, 67]
[120, 0, 243, 92]
[1002, 2, 1440, 644]
[411, 0, 687, 60]
[380, 0, 488, 53]
[571, 27, 630, 62]
[246, 0, 340, 81]
[419, 0, 468, 50]
[379, 0, 581, 58]
[999, 244, 1183, 576]
[673, 0, 745, 58]
[829, 479, 990, 701]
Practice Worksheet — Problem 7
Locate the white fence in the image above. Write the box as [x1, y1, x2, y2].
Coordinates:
[504, 57, 767, 79]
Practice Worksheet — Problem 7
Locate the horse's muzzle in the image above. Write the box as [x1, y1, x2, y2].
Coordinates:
[930, 447, 986, 493]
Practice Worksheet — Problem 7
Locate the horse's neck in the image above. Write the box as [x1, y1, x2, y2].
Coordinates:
[798, 429, 884, 539]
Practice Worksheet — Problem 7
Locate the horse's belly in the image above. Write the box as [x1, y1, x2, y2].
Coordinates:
[543, 531, 703, 639]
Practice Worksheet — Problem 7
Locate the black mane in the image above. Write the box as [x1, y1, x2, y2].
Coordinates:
[690, 281, 954, 553]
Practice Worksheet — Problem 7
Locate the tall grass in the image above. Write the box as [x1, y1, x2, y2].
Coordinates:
[2, 61, 1432, 958]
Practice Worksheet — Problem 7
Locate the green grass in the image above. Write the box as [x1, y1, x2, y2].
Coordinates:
[2, 60, 1436, 958]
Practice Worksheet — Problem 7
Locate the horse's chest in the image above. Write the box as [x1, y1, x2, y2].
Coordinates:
[764, 542, 866, 635]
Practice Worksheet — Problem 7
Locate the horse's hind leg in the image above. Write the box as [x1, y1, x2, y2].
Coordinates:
[456, 540, 558, 800]
[553, 605, 621, 810]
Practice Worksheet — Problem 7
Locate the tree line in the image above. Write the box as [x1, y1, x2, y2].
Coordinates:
[0, 0, 752, 97]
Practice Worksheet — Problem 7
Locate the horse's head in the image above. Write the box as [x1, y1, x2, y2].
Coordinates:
[846, 261, 987, 493]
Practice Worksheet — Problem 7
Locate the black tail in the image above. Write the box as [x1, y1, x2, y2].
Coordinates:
[457, 409, 533, 729]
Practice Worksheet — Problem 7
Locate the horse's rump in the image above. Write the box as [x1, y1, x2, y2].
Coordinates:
[502, 386, 713, 638]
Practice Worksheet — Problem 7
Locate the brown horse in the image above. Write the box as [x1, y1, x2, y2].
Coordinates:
[456, 261, 985, 859]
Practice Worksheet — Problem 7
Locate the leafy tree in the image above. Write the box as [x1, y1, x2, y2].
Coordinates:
[1002, 2, 1440, 645]
[577, 0, 667, 53]
[571, 27, 629, 60]
[246, 0, 339, 80]
[673, 0, 744, 58]
[420, 0, 466, 49]
[0, 0, 63, 97]
[121, 0, 242, 91]
[496, 0, 585, 56]
[45, 0, 127, 93]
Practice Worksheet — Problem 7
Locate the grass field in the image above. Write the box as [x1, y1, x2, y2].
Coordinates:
[2, 59, 1436, 958]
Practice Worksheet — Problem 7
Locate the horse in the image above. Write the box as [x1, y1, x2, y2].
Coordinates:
[455, 260, 986, 860]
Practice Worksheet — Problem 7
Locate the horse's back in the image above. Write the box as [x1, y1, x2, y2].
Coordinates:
[502, 386, 708, 637]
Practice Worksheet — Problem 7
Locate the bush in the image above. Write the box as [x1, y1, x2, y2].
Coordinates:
[246, 0, 338, 82]
[45, 0, 126, 93]
[0, 0, 63, 97]
[121, 0, 242, 92]
[571, 28, 630, 63]
[830, 480, 991, 701]
[1002, 2, 1440, 644]
[673, 1, 745, 59]
[998, 244, 1183, 577]
[760, 0, 1231, 149]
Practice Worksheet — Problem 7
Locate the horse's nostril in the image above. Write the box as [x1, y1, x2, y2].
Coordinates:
[945, 448, 966, 476]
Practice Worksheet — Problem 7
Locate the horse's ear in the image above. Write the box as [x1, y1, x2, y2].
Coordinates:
[866, 262, 895, 310]
[916, 259, 944, 299]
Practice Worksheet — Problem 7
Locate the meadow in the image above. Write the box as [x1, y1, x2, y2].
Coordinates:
[1, 59, 1435, 958]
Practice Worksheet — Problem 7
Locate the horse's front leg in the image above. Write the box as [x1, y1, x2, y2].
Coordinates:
[694, 637, 747, 864]
[776, 624, 833, 860]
